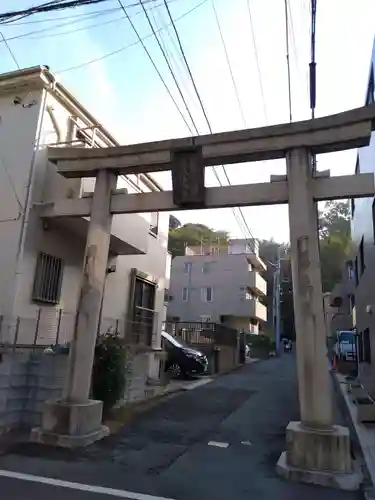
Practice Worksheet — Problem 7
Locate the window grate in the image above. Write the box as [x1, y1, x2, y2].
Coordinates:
[32, 253, 64, 304]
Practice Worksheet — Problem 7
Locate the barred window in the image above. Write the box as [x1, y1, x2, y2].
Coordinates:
[32, 253, 64, 304]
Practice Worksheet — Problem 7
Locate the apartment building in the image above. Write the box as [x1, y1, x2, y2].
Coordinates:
[323, 260, 355, 340]
[168, 239, 267, 333]
[350, 39, 375, 394]
[0, 66, 170, 378]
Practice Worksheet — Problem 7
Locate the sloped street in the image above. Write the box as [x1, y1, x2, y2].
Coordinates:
[0, 355, 362, 500]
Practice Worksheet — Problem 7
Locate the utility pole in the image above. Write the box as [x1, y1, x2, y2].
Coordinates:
[272, 247, 282, 355]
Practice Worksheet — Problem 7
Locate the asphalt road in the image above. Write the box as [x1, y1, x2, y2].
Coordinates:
[0, 354, 363, 500]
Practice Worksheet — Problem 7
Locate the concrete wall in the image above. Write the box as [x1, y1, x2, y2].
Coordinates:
[168, 254, 266, 328]
[350, 41, 375, 395]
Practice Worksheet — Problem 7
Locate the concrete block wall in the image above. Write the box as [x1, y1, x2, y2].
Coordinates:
[0, 351, 67, 432]
[0, 350, 159, 432]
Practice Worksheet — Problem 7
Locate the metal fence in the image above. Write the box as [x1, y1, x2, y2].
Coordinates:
[163, 321, 238, 347]
[0, 306, 159, 349]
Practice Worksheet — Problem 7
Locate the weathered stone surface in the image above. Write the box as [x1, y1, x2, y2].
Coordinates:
[276, 451, 362, 491]
[285, 421, 352, 474]
[171, 148, 205, 208]
[31, 398, 107, 448]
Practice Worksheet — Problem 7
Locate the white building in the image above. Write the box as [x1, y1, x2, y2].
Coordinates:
[0, 66, 170, 379]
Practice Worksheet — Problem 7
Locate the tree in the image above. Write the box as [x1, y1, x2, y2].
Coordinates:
[168, 223, 229, 258]
[318, 200, 351, 293]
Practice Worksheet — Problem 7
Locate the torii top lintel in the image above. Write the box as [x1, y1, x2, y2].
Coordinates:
[48, 104, 375, 179]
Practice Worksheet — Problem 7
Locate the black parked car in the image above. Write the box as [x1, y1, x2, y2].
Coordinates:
[161, 330, 208, 379]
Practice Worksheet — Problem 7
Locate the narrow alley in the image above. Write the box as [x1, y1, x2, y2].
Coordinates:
[0, 355, 361, 500]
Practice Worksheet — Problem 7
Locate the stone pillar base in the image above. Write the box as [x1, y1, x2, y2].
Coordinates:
[276, 421, 362, 490]
[31, 399, 109, 448]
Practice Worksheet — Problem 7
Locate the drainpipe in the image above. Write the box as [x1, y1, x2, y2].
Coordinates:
[11, 89, 48, 318]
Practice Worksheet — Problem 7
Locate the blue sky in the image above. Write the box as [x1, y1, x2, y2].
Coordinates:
[1, 0, 375, 242]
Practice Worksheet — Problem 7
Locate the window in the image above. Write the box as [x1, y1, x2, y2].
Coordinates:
[32, 252, 64, 304]
[182, 287, 189, 301]
[359, 237, 365, 275]
[164, 288, 169, 303]
[133, 277, 156, 345]
[201, 287, 213, 302]
[149, 212, 159, 237]
[202, 262, 211, 273]
[184, 262, 192, 274]
[363, 328, 371, 364]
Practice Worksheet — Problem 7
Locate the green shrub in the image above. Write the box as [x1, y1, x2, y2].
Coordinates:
[92, 331, 127, 412]
[247, 334, 272, 350]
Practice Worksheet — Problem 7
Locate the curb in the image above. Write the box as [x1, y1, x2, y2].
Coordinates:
[331, 371, 374, 498]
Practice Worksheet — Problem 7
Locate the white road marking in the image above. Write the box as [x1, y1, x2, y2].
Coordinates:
[241, 441, 252, 446]
[207, 441, 229, 448]
[0, 469, 175, 500]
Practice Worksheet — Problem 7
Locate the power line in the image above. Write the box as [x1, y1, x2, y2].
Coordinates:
[284, 0, 292, 122]
[208, 1, 259, 245]
[136, 0, 199, 134]
[163, 0, 257, 248]
[309, 0, 317, 119]
[0, 0, 111, 24]
[0, 31, 20, 68]
[246, 0, 268, 124]
[55, 1, 206, 75]
[211, 0, 246, 126]
[0, 0, 181, 42]
[0, 37, 23, 221]
[310, 0, 317, 171]
[115, 0, 195, 134]
[1, 6, 120, 25]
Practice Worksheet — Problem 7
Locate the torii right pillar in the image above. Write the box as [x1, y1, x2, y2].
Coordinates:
[276, 148, 361, 490]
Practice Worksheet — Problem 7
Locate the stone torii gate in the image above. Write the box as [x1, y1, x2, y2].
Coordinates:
[34, 105, 375, 487]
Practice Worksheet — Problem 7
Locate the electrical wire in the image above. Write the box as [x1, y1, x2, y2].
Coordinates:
[211, 0, 246, 127]
[55, 0, 206, 75]
[284, 0, 292, 122]
[0, 0, 181, 42]
[310, 0, 317, 171]
[163, 0, 257, 249]
[246, 0, 268, 124]
[137, 0, 198, 134]
[0, 31, 20, 68]
[115, 0, 195, 134]
[0, 0, 110, 24]
[2, 6, 120, 25]
[0, 42, 24, 221]
[0, 0, 163, 24]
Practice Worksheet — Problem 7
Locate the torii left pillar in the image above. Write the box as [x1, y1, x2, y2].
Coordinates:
[31, 170, 116, 447]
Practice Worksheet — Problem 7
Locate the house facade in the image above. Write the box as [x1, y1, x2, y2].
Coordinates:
[0, 66, 170, 379]
[350, 39, 375, 394]
[167, 239, 267, 333]
[323, 260, 355, 341]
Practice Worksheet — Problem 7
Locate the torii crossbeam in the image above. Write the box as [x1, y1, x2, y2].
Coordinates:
[35, 105, 375, 487]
